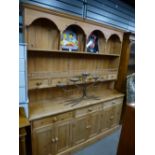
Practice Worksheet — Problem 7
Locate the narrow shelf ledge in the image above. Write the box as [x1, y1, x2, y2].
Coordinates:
[28, 48, 120, 57]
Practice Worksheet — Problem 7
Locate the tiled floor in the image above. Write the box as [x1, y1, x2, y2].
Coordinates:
[73, 127, 121, 155]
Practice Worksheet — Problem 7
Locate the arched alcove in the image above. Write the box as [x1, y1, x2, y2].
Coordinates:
[87, 30, 106, 54]
[61, 24, 86, 51]
[107, 34, 121, 54]
[27, 18, 60, 50]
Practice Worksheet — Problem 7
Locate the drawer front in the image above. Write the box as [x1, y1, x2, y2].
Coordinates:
[102, 97, 123, 109]
[99, 75, 108, 81]
[75, 104, 100, 118]
[108, 74, 117, 80]
[49, 78, 68, 87]
[28, 79, 49, 89]
[32, 112, 73, 129]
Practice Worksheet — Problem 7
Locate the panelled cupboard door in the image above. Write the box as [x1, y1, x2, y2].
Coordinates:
[55, 121, 71, 153]
[71, 116, 88, 146]
[104, 105, 115, 129]
[100, 109, 109, 132]
[101, 102, 123, 130]
[32, 125, 56, 155]
[113, 103, 123, 126]
[87, 112, 100, 138]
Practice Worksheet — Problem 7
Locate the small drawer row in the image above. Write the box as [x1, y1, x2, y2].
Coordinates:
[75, 97, 123, 117]
[28, 73, 118, 90]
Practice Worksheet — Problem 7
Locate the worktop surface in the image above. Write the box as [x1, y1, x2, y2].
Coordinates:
[29, 89, 124, 121]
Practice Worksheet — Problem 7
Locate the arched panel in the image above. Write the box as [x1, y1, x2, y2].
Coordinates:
[106, 34, 122, 54]
[87, 30, 106, 54]
[61, 24, 86, 51]
[27, 18, 60, 50]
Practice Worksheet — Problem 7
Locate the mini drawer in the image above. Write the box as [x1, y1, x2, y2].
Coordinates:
[32, 112, 73, 129]
[102, 75, 107, 80]
[29, 79, 48, 89]
[57, 111, 73, 121]
[108, 74, 117, 80]
[75, 104, 100, 118]
[102, 97, 123, 109]
[49, 78, 67, 87]
[100, 75, 108, 81]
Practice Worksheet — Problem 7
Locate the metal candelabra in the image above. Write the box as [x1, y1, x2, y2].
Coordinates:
[57, 72, 101, 106]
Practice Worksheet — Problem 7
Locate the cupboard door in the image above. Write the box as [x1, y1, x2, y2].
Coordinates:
[104, 105, 115, 129]
[100, 109, 109, 132]
[32, 125, 55, 155]
[113, 103, 123, 125]
[88, 112, 100, 138]
[72, 116, 88, 146]
[55, 121, 71, 153]
[103, 102, 123, 129]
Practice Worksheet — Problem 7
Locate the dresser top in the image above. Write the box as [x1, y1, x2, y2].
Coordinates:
[29, 89, 124, 121]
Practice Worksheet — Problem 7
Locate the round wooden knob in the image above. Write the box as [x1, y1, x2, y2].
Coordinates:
[53, 117, 57, 122]
[88, 108, 92, 112]
[36, 82, 42, 86]
[55, 137, 59, 142]
[51, 138, 55, 143]
[86, 125, 91, 129]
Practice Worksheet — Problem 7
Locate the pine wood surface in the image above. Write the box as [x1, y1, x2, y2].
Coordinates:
[21, 4, 126, 155]
[22, 3, 124, 36]
[29, 89, 124, 121]
[31, 100, 123, 155]
[28, 49, 120, 56]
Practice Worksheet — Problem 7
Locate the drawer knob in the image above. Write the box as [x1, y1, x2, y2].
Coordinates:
[53, 117, 57, 122]
[88, 108, 92, 112]
[51, 138, 55, 143]
[55, 137, 59, 142]
[86, 125, 91, 129]
[36, 82, 42, 86]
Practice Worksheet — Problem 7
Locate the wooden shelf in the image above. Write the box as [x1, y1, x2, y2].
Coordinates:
[29, 89, 124, 121]
[28, 49, 120, 57]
